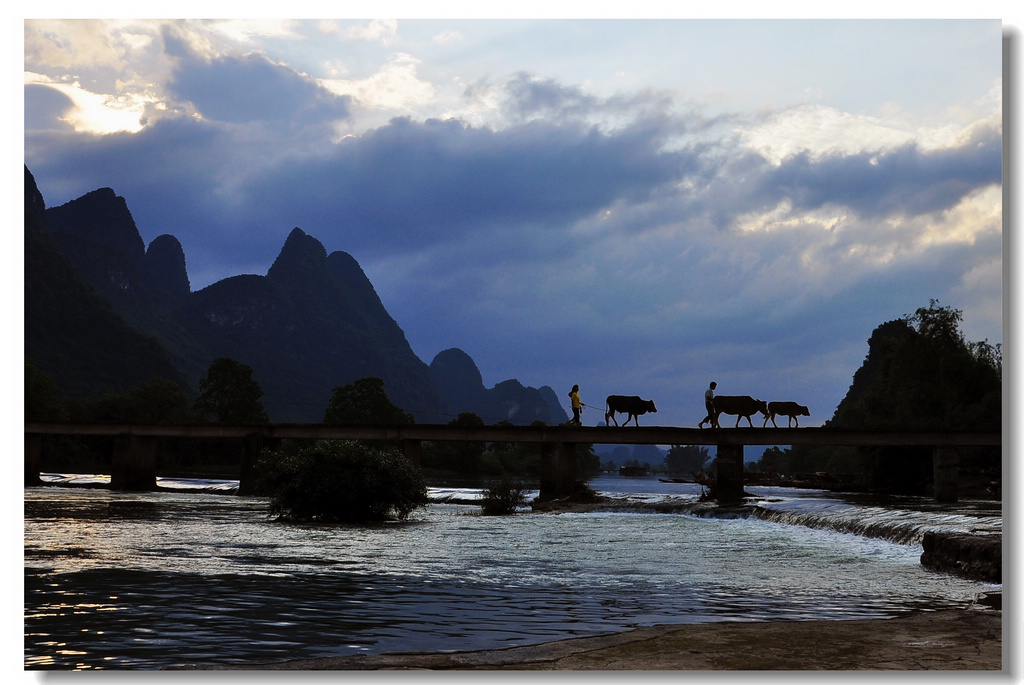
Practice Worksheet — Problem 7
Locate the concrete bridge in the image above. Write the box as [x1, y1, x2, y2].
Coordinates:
[24, 422, 1000, 503]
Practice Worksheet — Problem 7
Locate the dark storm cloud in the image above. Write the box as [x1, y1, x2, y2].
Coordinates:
[24, 84, 76, 132]
[163, 28, 351, 129]
[754, 125, 1002, 219]
[245, 114, 700, 257]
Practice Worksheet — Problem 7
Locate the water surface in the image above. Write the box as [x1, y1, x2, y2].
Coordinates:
[24, 474, 1000, 670]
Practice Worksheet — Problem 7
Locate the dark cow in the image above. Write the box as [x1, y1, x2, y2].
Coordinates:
[605, 395, 658, 427]
[763, 401, 810, 428]
[712, 395, 768, 428]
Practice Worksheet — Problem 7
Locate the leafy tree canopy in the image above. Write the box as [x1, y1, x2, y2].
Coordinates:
[323, 377, 414, 425]
[194, 357, 269, 423]
[664, 445, 711, 476]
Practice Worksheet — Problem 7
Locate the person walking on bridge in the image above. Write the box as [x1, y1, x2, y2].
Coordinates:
[568, 384, 583, 426]
[698, 381, 717, 428]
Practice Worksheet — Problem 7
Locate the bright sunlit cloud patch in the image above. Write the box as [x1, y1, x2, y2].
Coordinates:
[918, 185, 1002, 247]
[24, 72, 151, 134]
[318, 53, 435, 110]
[740, 104, 914, 164]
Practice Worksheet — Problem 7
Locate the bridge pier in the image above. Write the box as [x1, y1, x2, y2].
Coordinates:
[539, 441, 577, 501]
[933, 446, 959, 503]
[25, 433, 42, 486]
[238, 434, 279, 496]
[716, 443, 744, 503]
[402, 440, 422, 466]
[111, 434, 158, 491]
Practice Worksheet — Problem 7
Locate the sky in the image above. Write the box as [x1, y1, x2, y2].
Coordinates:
[20, 11, 1012, 430]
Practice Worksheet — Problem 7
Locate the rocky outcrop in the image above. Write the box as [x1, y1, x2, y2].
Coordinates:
[144, 234, 190, 304]
[920, 531, 1001, 582]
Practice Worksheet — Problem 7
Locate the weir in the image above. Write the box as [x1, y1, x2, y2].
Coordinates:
[24, 423, 1000, 503]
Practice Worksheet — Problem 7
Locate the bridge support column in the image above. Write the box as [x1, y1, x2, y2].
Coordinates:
[539, 442, 576, 501]
[402, 440, 422, 466]
[111, 434, 158, 491]
[25, 433, 42, 486]
[933, 446, 959, 503]
[237, 434, 274, 496]
[716, 443, 744, 504]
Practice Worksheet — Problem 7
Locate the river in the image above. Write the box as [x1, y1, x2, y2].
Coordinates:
[24, 473, 1001, 670]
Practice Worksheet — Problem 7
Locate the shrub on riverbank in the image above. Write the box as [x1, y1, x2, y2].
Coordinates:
[259, 440, 428, 522]
[480, 474, 530, 515]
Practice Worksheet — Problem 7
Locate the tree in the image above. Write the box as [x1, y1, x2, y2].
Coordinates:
[485, 420, 543, 477]
[25, 357, 66, 422]
[444, 412, 487, 474]
[259, 440, 428, 522]
[575, 444, 602, 480]
[753, 446, 788, 475]
[194, 357, 269, 423]
[664, 445, 710, 476]
[323, 377, 414, 425]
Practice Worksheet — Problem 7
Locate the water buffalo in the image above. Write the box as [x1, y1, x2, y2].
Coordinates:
[763, 401, 810, 428]
[712, 395, 768, 428]
[605, 395, 658, 427]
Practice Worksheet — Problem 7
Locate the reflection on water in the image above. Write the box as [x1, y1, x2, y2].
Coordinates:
[24, 475, 1001, 670]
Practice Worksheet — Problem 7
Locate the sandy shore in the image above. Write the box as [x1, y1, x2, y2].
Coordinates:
[174, 601, 1003, 671]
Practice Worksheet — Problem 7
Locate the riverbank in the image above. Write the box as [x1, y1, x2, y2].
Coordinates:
[174, 597, 1002, 671]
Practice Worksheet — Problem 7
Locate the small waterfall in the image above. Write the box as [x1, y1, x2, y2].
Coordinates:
[752, 501, 1001, 546]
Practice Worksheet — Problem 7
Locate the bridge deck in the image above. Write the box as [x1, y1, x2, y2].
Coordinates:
[24, 422, 1001, 447]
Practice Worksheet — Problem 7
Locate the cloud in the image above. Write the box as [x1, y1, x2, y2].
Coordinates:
[317, 19, 398, 43]
[753, 125, 1002, 220]
[318, 53, 435, 111]
[241, 112, 697, 260]
[163, 37, 351, 129]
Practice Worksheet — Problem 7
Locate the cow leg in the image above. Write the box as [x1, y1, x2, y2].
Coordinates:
[630, 413, 639, 427]
[792, 416, 799, 428]
[743, 415, 754, 427]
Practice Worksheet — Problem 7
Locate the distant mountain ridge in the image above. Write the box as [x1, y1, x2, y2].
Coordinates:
[24, 166, 568, 425]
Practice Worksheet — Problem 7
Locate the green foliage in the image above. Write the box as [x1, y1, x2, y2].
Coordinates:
[790, 300, 1001, 494]
[485, 420, 543, 477]
[423, 412, 488, 475]
[194, 357, 269, 423]
[259, 440, 428, 522]
[480, 474, 530, 515]
[664, 445, 711, 476]
[575, 444, 601, 480]
[25, 358, 67, 422]
[324, 377, 414, 425]
[90, 376, 191, 423]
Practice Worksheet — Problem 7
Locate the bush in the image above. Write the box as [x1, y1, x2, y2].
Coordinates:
[480, 474, 530, 515]
[259, 440, 428, 522]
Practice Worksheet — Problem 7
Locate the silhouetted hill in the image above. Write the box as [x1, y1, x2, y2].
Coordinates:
[24, 167, 188, 399]
[428, 348, 568, 424]
[178, 227, 444, 422]
[26, 170, 564, 424]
